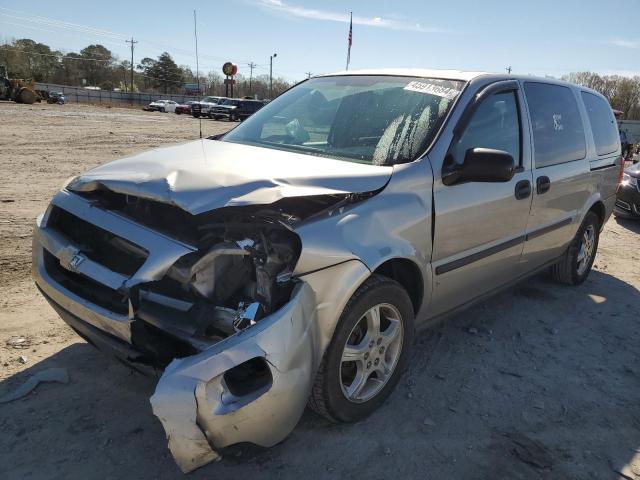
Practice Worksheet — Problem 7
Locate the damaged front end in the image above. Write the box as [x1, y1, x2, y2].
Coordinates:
[32, 186, 368, 472]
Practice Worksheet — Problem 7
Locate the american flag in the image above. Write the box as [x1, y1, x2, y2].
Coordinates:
[346, 12, 352, 70]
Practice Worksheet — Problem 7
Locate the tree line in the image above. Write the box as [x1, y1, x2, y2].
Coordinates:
[0, 38, 292, 99]
[560, 72, 640, 120]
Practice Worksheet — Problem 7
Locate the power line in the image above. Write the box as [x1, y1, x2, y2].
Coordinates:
[0, 8, 128, 41]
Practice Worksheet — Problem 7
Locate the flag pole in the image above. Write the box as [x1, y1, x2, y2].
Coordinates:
[346, 12, 352, 70]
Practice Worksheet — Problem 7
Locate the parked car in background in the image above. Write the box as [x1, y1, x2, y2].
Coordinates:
[147, 100, 178, 113]
[614, 162, 640, 219]
[47, 91, 65, 105]
[191, 96, 227, 118]
[32, 70, 620, 473]
[175, 101, 197, 115]
[209, 98, 264, 121]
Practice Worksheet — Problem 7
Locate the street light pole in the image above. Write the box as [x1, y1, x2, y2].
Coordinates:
[269, 53, 277, 99]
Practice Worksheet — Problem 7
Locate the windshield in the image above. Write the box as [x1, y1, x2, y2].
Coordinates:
[222, 99, 240, 106]
[222, 75, 464, 165]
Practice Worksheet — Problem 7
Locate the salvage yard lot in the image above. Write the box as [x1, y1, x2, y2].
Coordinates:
[1, 101, 640, 479]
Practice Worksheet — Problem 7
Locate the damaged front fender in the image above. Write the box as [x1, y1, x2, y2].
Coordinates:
[150, 281, 319, 473]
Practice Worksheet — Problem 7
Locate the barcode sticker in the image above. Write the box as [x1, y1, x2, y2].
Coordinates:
[404, 81, 460, 100]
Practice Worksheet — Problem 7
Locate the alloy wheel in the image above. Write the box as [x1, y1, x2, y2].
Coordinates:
[576, 224, 595, 276]
[339, 303, 404, 403]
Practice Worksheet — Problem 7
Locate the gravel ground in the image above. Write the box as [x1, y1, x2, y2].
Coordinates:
[1, 101, 639, 480]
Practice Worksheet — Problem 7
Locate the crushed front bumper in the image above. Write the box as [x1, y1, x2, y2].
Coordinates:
[31, 190, 327, 472]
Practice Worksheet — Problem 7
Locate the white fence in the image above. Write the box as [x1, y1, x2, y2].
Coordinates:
[35, 82, 201, 106]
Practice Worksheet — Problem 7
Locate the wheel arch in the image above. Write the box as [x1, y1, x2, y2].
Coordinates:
[372, 257, 424, 315]
[588, 200, 606, 229]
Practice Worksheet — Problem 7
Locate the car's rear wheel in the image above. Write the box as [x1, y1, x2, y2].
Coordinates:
[159, 107, 165, 113]
[309, 275, 414, 422]
[551, 211, 600, 285]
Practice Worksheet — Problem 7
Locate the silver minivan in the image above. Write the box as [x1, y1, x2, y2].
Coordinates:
[32, 69, 621, 472]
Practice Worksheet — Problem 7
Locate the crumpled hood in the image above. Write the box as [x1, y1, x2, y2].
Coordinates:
[68, 139, 393, 215]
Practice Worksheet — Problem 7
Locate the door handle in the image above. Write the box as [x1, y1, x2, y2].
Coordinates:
[536, 176, 551, 194]
[515, 180, 531, 200]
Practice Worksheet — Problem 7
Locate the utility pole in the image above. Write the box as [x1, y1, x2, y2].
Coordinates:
[248, 62, 256, 96]
[305, 71, 313, 79]
[506, 66, 512, 74]
[126, 37, 138, 92]
[269, 53, 277, 99]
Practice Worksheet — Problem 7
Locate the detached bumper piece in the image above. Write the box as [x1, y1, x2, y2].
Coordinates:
[151, 283, 317, 472]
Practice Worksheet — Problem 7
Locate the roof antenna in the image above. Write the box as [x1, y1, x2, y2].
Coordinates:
[194, 9, 202, 139]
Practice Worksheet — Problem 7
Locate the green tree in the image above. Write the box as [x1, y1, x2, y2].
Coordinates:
[52, 52, 83, 85]
[147, 52, 182, 93]
[0, 39, 60, 80]
[80, 44, 113, 86]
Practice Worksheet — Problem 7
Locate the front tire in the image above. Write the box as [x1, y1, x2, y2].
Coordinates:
[309, 275, 414, 422]
[551, 211, 600, 285]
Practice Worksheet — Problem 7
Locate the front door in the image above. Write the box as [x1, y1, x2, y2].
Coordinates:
[429, 82, 533, 318]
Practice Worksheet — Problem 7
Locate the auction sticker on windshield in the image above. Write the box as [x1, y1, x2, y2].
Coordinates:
[404, 81, 460, 100]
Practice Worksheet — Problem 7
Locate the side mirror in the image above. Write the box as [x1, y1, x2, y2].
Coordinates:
[443, 148, 515, 185]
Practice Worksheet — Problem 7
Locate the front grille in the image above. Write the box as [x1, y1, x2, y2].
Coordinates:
[48, 206, 148, 276]
[73, 190, 202, 244]
[43, 250, 129, 314]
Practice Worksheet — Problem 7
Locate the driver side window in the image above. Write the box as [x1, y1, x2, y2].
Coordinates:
[450, 91, 521, 165]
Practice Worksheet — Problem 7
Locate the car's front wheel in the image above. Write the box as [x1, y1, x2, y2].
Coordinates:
[309, 275, 414, 422]
[159, 107, 165, 113]
[551, 211, 600, 285]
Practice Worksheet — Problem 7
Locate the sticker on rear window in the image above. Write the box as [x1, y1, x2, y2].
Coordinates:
[404, 81, 460, 100]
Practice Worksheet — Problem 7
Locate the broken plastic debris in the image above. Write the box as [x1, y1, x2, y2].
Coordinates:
[233, 301, 263, 331]
[0, 367, 69, 403]
[6, 336, 30, 349]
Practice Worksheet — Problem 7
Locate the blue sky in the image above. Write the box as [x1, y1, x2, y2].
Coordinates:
[1, 0, 638, 81]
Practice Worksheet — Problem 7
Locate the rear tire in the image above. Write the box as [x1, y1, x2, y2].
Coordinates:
[308, 275, 414, 422]
[551, 211, 600, 285]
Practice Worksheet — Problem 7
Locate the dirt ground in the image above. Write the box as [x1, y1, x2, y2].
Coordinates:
[1, 102, 639, 480]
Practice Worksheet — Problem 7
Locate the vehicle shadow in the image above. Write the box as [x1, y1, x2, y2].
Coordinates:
[1, 269, 639, 479]
[615, 216, 640, 234]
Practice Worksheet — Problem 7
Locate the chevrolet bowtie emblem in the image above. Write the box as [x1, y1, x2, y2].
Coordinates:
[68, 254, 85, 271]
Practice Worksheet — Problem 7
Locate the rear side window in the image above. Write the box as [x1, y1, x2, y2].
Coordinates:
[581, 92, 619, 156]
[524, 82, 586, 168]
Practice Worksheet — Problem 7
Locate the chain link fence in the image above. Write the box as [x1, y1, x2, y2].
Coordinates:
[35, 82, 201, 107]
